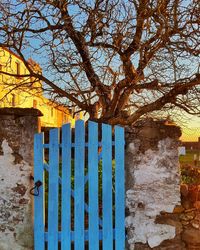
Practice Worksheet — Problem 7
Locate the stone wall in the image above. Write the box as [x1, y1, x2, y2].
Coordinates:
[0, 108, 42, 250]
[125, 119, 182, 250]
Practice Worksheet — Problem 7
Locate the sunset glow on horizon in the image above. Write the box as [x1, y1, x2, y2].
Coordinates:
[180, 115, 200, 142]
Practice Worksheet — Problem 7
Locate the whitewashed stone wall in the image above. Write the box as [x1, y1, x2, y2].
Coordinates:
[0, 108, 41, 250]
[0, 140, 33, 250]
[125, 120, 181, 250]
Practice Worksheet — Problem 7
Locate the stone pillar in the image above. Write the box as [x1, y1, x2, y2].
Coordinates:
[125, 119, 182, 250]
[0, 108, 42, 250]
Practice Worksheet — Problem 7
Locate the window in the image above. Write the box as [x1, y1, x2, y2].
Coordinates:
[11, 94, 16, 107]
[62, 114, 68, 123]
[33, 100, 37, 109]
[15, 62, 20, 77]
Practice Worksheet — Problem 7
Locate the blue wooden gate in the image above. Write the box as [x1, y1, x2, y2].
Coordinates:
[33, 120, 125, 250]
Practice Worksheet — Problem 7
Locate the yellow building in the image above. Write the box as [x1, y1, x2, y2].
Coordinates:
[0, 47, 75, 127]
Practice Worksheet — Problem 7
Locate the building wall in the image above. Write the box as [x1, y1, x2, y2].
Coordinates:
[0, 48, 74, 128]
[181, 140, 200, 151]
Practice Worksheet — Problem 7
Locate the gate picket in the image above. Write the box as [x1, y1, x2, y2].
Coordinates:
[115, 126, 125, 250]
[48, 128, 59, 250]
[34, 133, 45, 250]
[74, 120, 85, 250]
[102, 123, 113, 249]
[34, 120, 125, 250]
[88, 121, 99, 250]
[61, 124, 71, 249]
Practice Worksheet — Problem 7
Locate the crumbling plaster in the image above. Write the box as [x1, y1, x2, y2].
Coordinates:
[126, 137, 181, 249]
[0, 140, 33, 250]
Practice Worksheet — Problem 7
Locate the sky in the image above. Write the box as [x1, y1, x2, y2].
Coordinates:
[180, 115, 200, 142]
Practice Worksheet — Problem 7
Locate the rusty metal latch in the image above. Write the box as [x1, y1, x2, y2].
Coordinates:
[30, 180, 42, 196]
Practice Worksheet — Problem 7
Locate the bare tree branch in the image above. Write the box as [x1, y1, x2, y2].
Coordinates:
[0, 0, 199, 124]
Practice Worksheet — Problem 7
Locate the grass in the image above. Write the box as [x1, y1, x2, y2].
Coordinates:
[179, 150, 200, 167]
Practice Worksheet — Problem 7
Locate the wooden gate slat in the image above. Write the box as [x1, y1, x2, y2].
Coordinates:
[115, 126, 125, 250]
[48, 128, 59, 250]
[61, 123, 71, 249]
[34, 133, 45, 250]
[88, 121, 99, 250]
[74, 120, 85, 250]
[102, 123, 113, 249]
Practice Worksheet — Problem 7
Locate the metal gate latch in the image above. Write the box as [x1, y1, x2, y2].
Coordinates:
[30, 180, 43, 196]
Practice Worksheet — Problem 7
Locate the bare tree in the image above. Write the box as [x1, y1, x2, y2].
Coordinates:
[0, 0, 199, 125]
